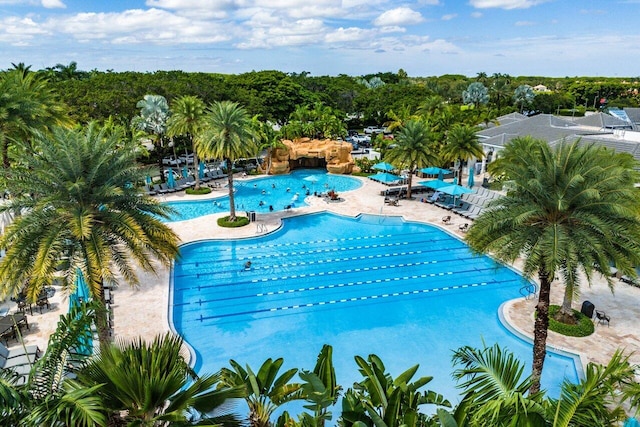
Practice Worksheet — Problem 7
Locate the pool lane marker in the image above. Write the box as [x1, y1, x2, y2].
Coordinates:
[197, 280, 499, 320]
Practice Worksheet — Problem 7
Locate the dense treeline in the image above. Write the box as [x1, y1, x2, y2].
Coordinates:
[30, 62, 640, 128]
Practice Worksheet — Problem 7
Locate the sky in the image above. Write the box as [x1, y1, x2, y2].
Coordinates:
[1, 0, 639, 78]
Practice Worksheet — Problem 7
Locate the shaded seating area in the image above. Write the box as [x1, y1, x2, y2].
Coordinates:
[595, 310, 610, 326]
[0, 313, 29, 344]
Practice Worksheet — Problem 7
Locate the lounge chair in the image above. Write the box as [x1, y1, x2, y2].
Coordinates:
[595, 310, 610, 326]
[459, 223, 469, 232]
[442, 215, 451, 224]
[0, 342, 39, 359]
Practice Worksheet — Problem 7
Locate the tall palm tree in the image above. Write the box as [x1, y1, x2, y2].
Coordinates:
[384, 104, 417, 132]
[0, 69, 70, 169]
[133, 94, 171, 181]
[0, 123, 180, 344]
[167, 95, 207, 190]
[197, 101, 256, 222]
[384, 119, 438, 199]
[465, 139, 640, 394]
[76, 332, 243, 426]
[441, 124, 484, 183]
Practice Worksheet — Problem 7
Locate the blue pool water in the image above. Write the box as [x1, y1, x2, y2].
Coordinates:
[165, 169, 361, 222]
[170, 212, 579, 406]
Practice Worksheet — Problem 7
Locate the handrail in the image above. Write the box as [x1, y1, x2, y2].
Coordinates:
[519, 282, 537, 300]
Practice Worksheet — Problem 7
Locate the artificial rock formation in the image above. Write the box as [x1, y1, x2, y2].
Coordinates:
[267, 138, 355, 175]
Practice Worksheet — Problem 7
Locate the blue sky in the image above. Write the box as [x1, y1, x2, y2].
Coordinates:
[1, 0, 639, 77]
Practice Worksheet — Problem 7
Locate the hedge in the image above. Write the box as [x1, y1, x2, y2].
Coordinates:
[185, 187, 212, 195]
[217, 215, 250, 228]
[548, 305, 594, 337]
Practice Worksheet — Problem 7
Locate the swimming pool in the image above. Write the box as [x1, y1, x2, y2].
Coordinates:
[164, 169, 362, 222]
[170, 212, 579, 405]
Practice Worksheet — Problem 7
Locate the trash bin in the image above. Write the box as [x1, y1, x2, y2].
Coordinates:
[580, 300, 595, 319]
[248, 211, 256, 222]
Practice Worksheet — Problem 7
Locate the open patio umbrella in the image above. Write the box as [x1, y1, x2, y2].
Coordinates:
[418, 179, 450, 190]
[167, 169, 175, 189]
[198, 162, 205, 179]
[439, 184, 473, 197]
[420, 166, 449, 175]
[369, 172, 401, 185]
[373, 162, 395, 172]
[467, 166, 475, 188]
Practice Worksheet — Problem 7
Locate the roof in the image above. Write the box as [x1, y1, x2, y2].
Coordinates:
[560, 134, 640, 163]
[570, 112, 633, 129]
[476, 114, 596, 147]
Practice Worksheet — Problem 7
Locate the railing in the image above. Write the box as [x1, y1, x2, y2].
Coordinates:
[519, 283, 537, 300]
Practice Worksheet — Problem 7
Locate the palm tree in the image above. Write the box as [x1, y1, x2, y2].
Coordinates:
[441, 124, 484, 184]
[133, 94, 171, 181]
[385, 120, 438, 199]
[490, 77, 512, 111]
[514, 84, 536, 114]
[451, 343, 546, 426]
[167, 95, 207, 190]
[465, 139, 640, 394]
[0, 123, 180, 344]
[2, 301, 106, 426]
[384, 104, 417, 132]
[197, 101, 256, 222]
[0, 69, 70, 169]
[220, 358, 303, 427]
[76, 332, 243, 426]
[450, 344, 636, 427]
[251, 116, 284, 175]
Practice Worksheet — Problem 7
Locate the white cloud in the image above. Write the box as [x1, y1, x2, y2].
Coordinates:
[379, 26, 406, 34]
[236, 18, 327, 48]
[441, 13, 457, 20]
[515, 20, 535, 26]
[373, 7, 423, 27]
[471, 11, 483, 18]
[42, 0, 65, 8]
[469, 0, 548, 9]
[325, 27, 372, 43]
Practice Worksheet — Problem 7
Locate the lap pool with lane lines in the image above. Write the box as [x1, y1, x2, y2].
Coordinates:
[170, 212, 579, 403]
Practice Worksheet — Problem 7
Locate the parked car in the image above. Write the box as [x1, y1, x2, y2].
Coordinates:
[364, 126, 384, 134]
[162, 156, 181, 166]
[179, 153, 195, 164]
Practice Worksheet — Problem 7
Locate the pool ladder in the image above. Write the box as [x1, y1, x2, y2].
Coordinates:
[256, 223, 268, 234]
[519, 283, 537, 300]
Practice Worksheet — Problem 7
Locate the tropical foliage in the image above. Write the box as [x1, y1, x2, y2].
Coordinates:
[197, 100, 256, 221]
[465, 139, 640, 393]
[384, 119, 438, 199]
[167, 95, 207, 189]
[0, 123, 180, 343]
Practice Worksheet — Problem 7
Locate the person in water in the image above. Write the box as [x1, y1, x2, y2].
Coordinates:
[269, 205, 274, 211]
[244, 261, 252, 270]
[259, 201, 264, 206]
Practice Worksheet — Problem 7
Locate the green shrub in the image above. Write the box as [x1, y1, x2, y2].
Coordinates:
[217, 215, 250, 228]
[548, 305, 594, 337]
[185, 187, 212, 195]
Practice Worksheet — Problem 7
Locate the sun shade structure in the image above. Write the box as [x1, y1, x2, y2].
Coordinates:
[468, 166, 475, 188]
[368, 172, 402, 184]
[372, 162, 395, 172]
[420, 166, 449, 175]
[418, 179, 451, 190]
[439, 184, 474, 197]
[167, 169, 175, 189]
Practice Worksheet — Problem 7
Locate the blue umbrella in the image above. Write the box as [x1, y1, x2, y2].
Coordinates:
[420, 166, 448, 175]
[145, 176, 152, 185]
[468, 166, 475, 188]
[624, 418, 639, 427]
[439, 184, 473, 197]
[453, 177, 458, 185]
[167, 169, 175, 189]
[198, 162, 205, 179]
[418, 179, 450, 190]
[69, 268, 93, 355]
[182, 166, 189, 178]
[368, 172, 401, 184]
[373, 162, 395, 172]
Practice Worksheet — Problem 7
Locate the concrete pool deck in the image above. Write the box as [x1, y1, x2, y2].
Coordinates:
[4, 173, 639, 376]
